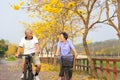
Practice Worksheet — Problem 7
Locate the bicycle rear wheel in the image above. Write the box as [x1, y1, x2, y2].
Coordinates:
[64, 69, 70, 80]
[28, 71, 34, 80]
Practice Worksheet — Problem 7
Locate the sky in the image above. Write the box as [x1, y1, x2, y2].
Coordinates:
[0, 0, 119, 44]
[0, 0, 33, 44]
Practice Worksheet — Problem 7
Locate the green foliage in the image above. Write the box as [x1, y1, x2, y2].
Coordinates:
[117, 62, 120, 70]
[0, 39, 8, 57]
[6, 56, 16, 61]
[102, 76, 107, 80]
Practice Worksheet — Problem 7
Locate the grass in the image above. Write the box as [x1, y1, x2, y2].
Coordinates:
[32, 63, 60, 72]
[117, 62, 120, 69]
[78, 59, 120, 69]
[95, 60, 120, 70]
[94, 61, 120, 80]
[77, 59, 120, 79]
[6, 56, 16, 61]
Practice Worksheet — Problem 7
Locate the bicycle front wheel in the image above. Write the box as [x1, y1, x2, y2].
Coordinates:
[28, 63, 34, 80]
[23, 64, 27, 80]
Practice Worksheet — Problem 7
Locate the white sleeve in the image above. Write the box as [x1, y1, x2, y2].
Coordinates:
[19, 38, 24, 47]
[34, 36, 39, 44]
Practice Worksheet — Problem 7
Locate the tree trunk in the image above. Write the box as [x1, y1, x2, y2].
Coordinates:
[117, 0, 120, 30]
[117, 0, 120, 39]
[117, 31, 120, 39]
[83, 30, 98, 78]
[54, 38, 59, 66]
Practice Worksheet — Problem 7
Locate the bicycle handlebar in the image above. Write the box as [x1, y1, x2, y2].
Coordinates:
[16, 53, 35, 58]
[54, 54, 75, 57]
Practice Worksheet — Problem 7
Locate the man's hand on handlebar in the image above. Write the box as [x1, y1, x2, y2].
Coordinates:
[15, 53, 20, 58]
[35, 51, 40, 55]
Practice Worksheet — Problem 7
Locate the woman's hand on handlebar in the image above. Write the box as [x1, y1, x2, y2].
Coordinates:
[74, 54, 78, 59]
[54, 54, 59, 57]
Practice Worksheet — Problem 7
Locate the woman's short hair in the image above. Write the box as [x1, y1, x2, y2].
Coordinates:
[60, 32, 68, 40]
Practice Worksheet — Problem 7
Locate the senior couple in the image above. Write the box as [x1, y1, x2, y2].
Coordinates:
[16, 28, 77, 80]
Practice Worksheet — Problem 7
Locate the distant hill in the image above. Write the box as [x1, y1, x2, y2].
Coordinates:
[75, 39, 120, 54]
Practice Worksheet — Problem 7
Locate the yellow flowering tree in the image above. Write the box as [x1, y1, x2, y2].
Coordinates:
[12, 0, 81, 56]
[5, 44, 17, 56]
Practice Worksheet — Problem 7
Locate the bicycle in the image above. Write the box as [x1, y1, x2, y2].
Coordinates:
[61, 55, 74, 80]
[54, 55, 74, 80]
[18, 53, 35, 80]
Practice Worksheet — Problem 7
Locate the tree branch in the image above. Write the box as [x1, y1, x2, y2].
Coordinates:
[86, 0, 97, 29]
[88, 14, 116, 30]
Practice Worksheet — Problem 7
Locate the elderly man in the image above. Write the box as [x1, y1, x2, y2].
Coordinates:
[16, 28, 41, 80]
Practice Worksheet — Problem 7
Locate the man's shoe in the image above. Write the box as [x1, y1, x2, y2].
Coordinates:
[20, 73, 24, 79]
[35, 75, 40, 80]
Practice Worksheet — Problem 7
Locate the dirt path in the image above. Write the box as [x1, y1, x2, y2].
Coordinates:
[0, 59, 90, 80]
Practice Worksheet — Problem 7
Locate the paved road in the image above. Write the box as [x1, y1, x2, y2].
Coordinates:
[0, 59, 90, 80]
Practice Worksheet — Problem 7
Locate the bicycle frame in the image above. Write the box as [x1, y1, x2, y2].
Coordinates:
[21, 54, 34, 80]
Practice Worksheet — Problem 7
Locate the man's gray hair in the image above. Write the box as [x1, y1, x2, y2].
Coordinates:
[25, 28, 33, 34]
